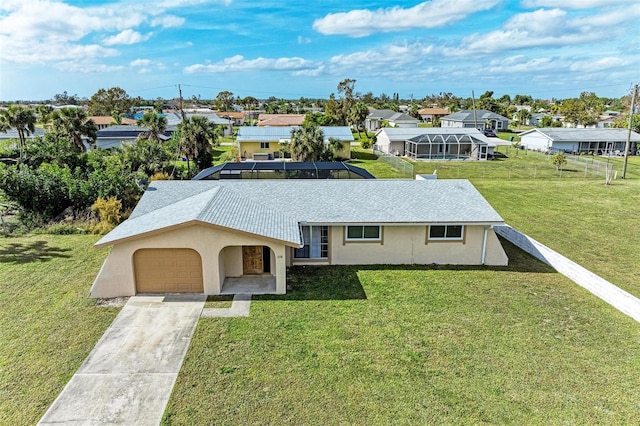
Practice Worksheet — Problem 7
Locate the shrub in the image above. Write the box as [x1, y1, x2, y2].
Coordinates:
[360, 139, 372, 149]
[34, 223, 86, 235]
[91, 196, 122, 225]
[151, 172, 172, 181]
[219, 146, 239, 163]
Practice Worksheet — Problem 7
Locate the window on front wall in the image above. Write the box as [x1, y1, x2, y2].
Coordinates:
[295, 226, 328, 259]
[260, 142, 269, 149]
[346, 225, 381, 241]
[429, 225, 464, 241]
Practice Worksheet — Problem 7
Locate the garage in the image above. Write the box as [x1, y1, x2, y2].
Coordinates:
[134, 248, 203, 293]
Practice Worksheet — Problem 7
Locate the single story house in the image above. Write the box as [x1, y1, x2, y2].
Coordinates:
[216, 111, 246, 126]
[375, 128, 496, 160]
[257, 114, 305, 127]
[519, 128, 640, 155]
[88, 116, 137, 130]
[90, 179, 509, 298]
[95, 125, 176, 149]
[441, 110, 509, 131]
[529, 113, 563, 127]
[0, 127, 45, 143]
[365, 109, 419, 131]
[418, 107, 450, 123]
[237, 126, 353, 160]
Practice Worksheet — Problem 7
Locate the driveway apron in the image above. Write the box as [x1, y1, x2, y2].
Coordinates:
[39, 294, 205, 425]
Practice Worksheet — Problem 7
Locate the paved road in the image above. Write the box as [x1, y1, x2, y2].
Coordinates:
[39, 294, 205, 425]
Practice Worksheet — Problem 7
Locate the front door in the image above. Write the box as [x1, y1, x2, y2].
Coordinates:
[242, 246, 263, 274]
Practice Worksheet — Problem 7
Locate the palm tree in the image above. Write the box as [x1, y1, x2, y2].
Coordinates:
[137, 112, 168, 143]
[0, 104, 37, 163]
[111, 111, 123, 125]
[517, 109, 531, 126]
[290, 125, 325, 162]
[51, 107, 98, 152]
[178, 116, 218, 173]
[348, 102, 369, 138]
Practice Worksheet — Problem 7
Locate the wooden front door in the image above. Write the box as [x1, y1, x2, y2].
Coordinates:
[242, 246, 263, 274]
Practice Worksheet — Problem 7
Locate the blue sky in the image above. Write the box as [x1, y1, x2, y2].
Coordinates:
[1, 0, 638, 102]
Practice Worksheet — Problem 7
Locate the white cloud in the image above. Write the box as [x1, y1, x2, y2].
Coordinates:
[312, 0, 500, 37]
[521, 0, 633, 9]
[151, 15, 185, 28]
[130, 59, 152, 67]
[457, 5, 640, 54]
[184, 55, 317, 73]
[103, 29, 152, 46]
[568, 56, 629, 72]
[55, 61, 125, 73]
[0, 0, 184, 65]
[297, 36, 311, 44]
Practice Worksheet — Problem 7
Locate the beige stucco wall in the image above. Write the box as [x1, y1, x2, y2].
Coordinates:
[290, 225, 507, 266]
[90, 223, 289, 298]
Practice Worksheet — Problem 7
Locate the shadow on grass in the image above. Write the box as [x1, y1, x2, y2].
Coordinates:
[0, 240, 72, 264]
[258, 238, 553, 301]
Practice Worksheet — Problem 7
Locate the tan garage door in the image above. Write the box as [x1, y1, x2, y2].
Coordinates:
[134, 248, 203, 293]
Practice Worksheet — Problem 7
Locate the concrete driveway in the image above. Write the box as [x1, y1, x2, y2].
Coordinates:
[39, 294, 205, 425]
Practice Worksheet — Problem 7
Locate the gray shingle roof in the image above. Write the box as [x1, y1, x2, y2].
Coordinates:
[97, 184, 301, 247]
[521, 128, 640, 142]
[442, 109, 509, 123]
[96, 179, 504, 247]
[367, 109, 418, 122]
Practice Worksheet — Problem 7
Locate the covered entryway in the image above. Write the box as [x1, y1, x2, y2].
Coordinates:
[242, 246, 262, 274]
[133, 248, 203, 293]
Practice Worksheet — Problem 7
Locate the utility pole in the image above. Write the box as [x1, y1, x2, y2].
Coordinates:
[178, 84, 186, 121]
[471, 90, 478, 129]
[622, 84, 638, 179]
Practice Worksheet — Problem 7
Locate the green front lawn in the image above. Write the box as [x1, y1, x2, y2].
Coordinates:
[0, 235, 120, 425]
[164, 242, 640, 424]
[476, 179, 640, 298]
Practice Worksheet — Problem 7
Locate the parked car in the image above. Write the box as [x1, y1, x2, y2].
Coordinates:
[483, 128, 497, 137]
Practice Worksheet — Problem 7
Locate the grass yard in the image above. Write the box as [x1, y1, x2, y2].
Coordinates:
[0, 234, 120, 425]
[475, 179, 640, 298]
[164, 241, 640, 424]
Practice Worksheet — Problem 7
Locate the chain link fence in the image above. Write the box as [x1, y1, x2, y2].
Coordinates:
[373, 149, 414, 177]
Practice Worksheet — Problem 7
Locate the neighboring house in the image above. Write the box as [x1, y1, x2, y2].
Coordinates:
[0, 127, 45, 143]
[519, 128, 640, 155]
[90, 179, 509, 298]
[192, 161, 375, 180]
[375, 128, 496, 160]
[257, 114, 305, 127]
[596, 115, 617, 129]
[417, 108, 449, 123]
[529, 113, 563, 127]
[95, 125, 176, 149]
[441, 110, 509, 131]
[88, 116, 136, 130]
[237, 126, 353, 160]
[216, 111, 245, 126]
[365, 109, 419, 131]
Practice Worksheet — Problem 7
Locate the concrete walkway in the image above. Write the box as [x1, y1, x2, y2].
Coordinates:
[201, 294, 252, 318]
[496, 225, 640, 323]
[39, 294, 206, 425]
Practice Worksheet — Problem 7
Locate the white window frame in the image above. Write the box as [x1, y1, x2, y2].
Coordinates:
[295, 226, 329, 259]
[260, 142, 269, 149]
[345, 225, 382, 241]
[428, 225, 465, 241]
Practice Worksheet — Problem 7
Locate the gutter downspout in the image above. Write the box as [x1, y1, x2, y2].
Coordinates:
[481, 226, 489, 265]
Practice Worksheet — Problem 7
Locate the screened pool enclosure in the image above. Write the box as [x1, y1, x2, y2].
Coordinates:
[404, 133, 490, 161]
